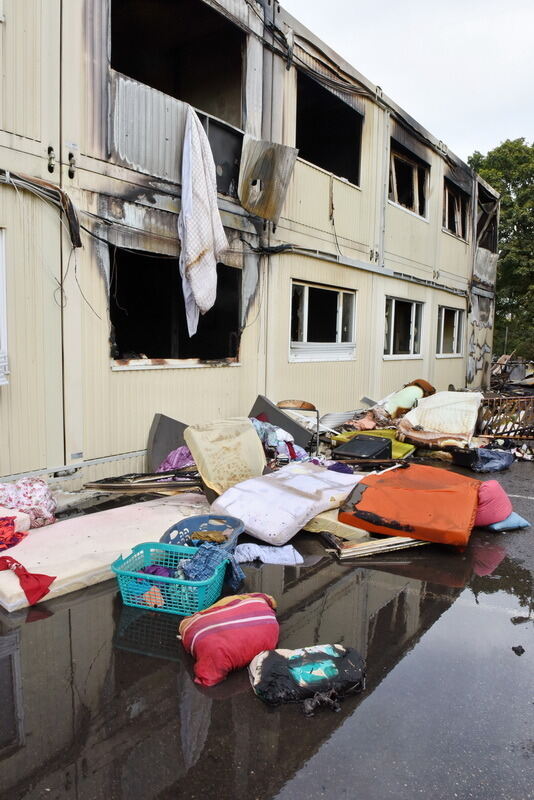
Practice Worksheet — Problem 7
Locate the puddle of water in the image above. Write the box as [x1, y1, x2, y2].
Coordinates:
[0, 530, 532, 800]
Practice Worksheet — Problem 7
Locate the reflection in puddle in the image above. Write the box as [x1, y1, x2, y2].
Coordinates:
[0, 533, 532, 800]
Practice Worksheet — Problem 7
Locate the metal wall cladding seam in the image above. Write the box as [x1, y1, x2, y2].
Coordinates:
[111, 73, 188, 183]
[82, 0, 110, 159]
[0, 191, 59, 475]
[1, 0, 41, 139]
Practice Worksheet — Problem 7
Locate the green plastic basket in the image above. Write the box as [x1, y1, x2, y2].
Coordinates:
[111, 542, 227, 616]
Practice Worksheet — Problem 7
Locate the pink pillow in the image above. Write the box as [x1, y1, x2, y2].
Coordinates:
[475, 480, 512, 527]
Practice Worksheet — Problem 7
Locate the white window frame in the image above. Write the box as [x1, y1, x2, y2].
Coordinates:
[0, 230, 8, 386]
[436, 305, 464, 357]
[289, 281, 356, 362]
[383, 296, 424, 359]
[443, 181, 470, 241]
[389, 149, 429, 219]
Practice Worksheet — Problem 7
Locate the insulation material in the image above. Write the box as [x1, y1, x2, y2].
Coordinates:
[0, 494, 209, 612]
[238, 135, 298, 223]
[212, 462, 364, 545]
[403, 391, 483, 437]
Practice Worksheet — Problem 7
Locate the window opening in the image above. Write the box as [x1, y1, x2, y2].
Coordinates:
[476, 184, 498, 252]
[443, 180, 469, 240]
[295, 71, 363, 185]
[389, 141, 429, 217]
[436, 306, 464, 354]
[290, 281, 356, 361]
[384, 297, 423, 356]
[111, 0, 245, 130]
[109, 247, 241, 362]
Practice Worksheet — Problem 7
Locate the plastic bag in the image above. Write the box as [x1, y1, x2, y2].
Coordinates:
[471, 449, 514, 473]
[248, 644, 365, 713]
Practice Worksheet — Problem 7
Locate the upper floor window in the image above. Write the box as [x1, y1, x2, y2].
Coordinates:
[111, 0, 245, 129]
[436, 306, 464, 355]
[384, 297, 423, 357]
[389, 142, 429, 218]
[477, 184, 498, 253]
[443, 180, 470, 240]
[296, 71, 363, 185]
[290, 281, 356, 361]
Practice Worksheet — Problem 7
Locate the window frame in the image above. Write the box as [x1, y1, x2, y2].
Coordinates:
[436, 305, 464, 357]
[289, 280, 357, 363]
[383, 296, 424, 359]
[443, 180, 470, 241]
[388, 147, 429, 219]
[0, 230, 8, 386]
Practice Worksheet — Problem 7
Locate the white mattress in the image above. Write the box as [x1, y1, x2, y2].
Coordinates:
[0, 493, 209, 612]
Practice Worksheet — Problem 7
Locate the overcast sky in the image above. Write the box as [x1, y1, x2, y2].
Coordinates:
[281, 0, 534, 162]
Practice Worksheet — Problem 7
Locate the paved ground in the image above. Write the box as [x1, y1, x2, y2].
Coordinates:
[0, 463, 532, 800]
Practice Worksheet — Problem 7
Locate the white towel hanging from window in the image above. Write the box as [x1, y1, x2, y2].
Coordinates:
[178, 106, 229, 336]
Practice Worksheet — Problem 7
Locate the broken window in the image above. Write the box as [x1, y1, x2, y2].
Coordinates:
[443, 180, 469, 240]
[111, 0, 245, 130]
[476, 184, 498, 253]
[389, 142, 429, 217]
[384, 297, 423, 356]
[290, 281, 356, 361]
[109, 246, 241, 362]
[296, 72, 363, 185]
[436, 306, 464, 355]
[0, 230, 8, 386]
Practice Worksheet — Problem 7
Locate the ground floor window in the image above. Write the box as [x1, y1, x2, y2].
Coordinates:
[109, 246, 241, 362]
[436, 306, 464, 354]
[384, 297, 423, 356]
[290, 281, 356, 361]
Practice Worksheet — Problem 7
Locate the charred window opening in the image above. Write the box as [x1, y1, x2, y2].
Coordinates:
[109, 247, 241, 361]
[296, 72, 362, 185]
[389, 141, 429, 217]
[477, 185, 498, 253]
[443, 180, 469, 240]
[111, 0, 245, 130]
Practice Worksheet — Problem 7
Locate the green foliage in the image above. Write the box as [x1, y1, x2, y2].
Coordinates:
[468, 139, 534, 359]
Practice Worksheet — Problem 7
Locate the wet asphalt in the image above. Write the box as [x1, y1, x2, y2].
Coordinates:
[0, 463, 533, 800]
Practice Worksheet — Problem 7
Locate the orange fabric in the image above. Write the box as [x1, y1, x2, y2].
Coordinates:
[338, 464, 480, 546]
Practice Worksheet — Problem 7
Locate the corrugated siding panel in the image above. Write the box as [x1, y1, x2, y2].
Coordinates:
[0, 0, 41, 139]
[0, 188, 63, 476]
[294, 40, 366, 116]
[111, 72, 187, 182]
[83, 0, 109, 159]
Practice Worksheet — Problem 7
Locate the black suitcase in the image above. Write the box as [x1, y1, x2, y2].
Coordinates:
[333, 434, 392, 460]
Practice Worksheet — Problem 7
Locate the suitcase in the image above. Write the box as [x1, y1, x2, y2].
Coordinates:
[333, 434, 392, 460]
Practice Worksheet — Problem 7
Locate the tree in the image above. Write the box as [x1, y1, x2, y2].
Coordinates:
[468, 139, 534, 359]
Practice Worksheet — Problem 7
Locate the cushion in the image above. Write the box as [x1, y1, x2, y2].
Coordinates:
[338, 464, 480, 547]
[474, 480, 513, 527]
[179, 593, 279, 686]
[487, 512, 530, 531]
[212, 462, 362, 545]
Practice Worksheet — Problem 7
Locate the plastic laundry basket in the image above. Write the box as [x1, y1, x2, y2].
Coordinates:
[160, 514, 244, 553]
[112, 541, 228, 616]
